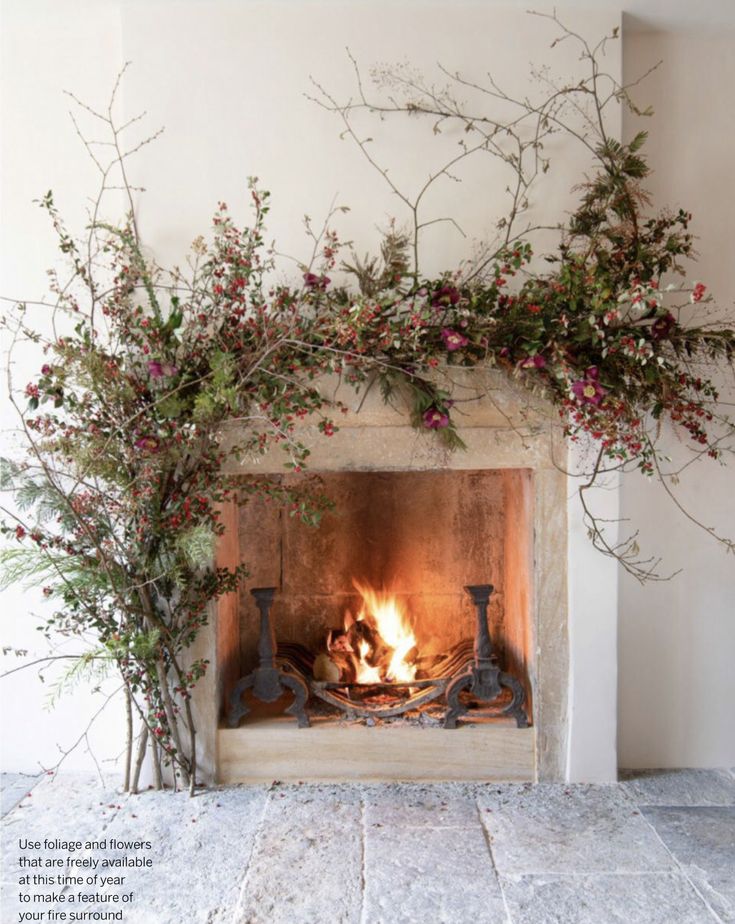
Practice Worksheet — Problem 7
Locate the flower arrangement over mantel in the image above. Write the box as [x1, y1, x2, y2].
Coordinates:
[1, 14, 733, 790]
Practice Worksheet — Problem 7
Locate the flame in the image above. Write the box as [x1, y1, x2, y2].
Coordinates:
[356, 640, 383, 684]
[351, 581, 417, 683]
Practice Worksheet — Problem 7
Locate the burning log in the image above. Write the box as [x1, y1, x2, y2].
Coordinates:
[315, 627, 357, 683]
[315, 581, 422, 685]
[312, 653, 342, 683]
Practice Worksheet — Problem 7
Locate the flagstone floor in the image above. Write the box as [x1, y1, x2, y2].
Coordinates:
[2, 769, 734, 923]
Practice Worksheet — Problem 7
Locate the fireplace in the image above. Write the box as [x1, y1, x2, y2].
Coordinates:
[225, 469, 532, 734]
[199, 368, 569, 782]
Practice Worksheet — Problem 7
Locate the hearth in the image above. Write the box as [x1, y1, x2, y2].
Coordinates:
[227, 582, 528, 729]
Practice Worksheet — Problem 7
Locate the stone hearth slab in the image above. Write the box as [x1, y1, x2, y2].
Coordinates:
[217, 720, 534, 783]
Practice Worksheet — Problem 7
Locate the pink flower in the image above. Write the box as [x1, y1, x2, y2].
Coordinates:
[441, 328, 469, 351]
[134, 436, 160, 452]
[651, 312, 676, 340]
[520, 354, 546, 369]
[431, 285, 461, 309]
[303, 272, 331, 291]
[691, 282, 707, 303]
[148, 361, 178, 378]
[41, 364, 52, 376]
[423, 407, 449, 430]
[571, 367, 606, 405]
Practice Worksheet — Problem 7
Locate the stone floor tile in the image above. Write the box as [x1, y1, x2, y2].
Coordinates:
[1, 772, 43, 817]
[1, 776, 268, 924]
[3, 772, 733, 924]
[363, 824, 508, 924]
[500, 872, 718, 923]
[265, 781, 363, 810]
[363, 781, 480, 828]
[234, 784, 363, 924]
[1, 773, 127, 922]
[620, 768, 735, 806]
[88, 783, 269, 923]
[642, 806, 735, 923]
[477, 783, 675, 874]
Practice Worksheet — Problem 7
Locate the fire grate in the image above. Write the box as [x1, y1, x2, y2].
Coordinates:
[227, 584, 529, 729]
[312, 677, 448, 719]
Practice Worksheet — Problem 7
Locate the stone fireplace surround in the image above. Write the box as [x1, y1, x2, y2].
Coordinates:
[190, 367, 571, 783]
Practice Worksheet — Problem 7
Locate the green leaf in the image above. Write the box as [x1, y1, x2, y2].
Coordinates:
[166, 308, 183, 332]
[211, 350, 235, 387]
[629, 131, 648, 153]
[623, 154, 648, 178]
[156, 395, 183, 418]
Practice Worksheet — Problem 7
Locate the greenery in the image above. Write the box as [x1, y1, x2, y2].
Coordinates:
[2, 16, 733, 790]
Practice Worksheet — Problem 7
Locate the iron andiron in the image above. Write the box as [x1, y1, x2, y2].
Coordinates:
[443, 584, 529, 729]
[227, 587, 311, 728]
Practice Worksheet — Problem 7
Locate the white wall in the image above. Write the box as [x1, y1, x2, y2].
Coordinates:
[3, 0, 730, 779]
[617, 27, 735, 769]
[567, 464, 620, 782]
[0, 0, 128, 776]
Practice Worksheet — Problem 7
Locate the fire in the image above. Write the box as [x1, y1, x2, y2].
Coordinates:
[351, 581, 417, 684]
[356, 640, 383, 684]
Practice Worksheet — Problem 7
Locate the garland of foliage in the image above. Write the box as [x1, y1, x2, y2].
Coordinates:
[2, 17, 733, 791]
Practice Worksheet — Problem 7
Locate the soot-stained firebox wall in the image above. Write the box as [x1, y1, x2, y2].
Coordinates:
[235, 469, 533, 709]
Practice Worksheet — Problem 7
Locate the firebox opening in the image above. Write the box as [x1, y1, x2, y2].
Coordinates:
[228, 468, 534, 728]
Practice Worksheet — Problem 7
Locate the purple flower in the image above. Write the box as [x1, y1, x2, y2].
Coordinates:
[519, 354, 547, 369]
[651, 312, 676, 340]
[571, 367, 607, 405]
[134, 436, 160, 452]
[303, 272, 331, 291]
[148, 360, 178, 379]
[431, 285, 460, 309]
[422, 407, 450, 430]
[441, 328, 469, 352]
[41, 364, 52, 376]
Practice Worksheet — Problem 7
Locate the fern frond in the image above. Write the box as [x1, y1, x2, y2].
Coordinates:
[176, 525, 216, 568]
